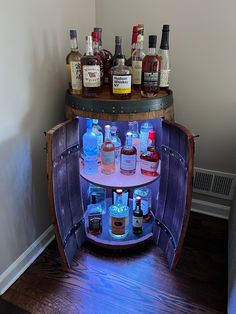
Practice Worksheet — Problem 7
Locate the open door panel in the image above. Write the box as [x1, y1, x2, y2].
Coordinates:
[46, 118, 86, 268]
[153, 119, 194, 270]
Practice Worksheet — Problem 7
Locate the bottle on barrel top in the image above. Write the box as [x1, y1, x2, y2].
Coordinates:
[126, 25, 138, 68]
[110, 36, 124, 67]
[110, 126, 121, 163]
[132, 24, 145, 91]
[101, 125, 115, 174]
[133, 187, 152, 222]
[87, 193, 102, 235]
[158, 24, 170, 90]
[92, 31, 104, 86]
[140, 130, 160, 176]
[66, 30, 82, 95]
[132, 196, 143, 234]
[120, 132, 137, 175]
[81, 35, 101, 97]
[109, 189, 129, 239]
[82, 118, 98, 175]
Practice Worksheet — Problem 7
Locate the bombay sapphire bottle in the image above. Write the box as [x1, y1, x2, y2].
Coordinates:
[82, 118, 98, 175]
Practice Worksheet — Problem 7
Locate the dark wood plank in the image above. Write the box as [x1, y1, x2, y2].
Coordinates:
[2, 213, 227, 314]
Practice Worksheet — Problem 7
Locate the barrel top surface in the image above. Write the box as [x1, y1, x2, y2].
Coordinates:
[66, 88, 173, 118]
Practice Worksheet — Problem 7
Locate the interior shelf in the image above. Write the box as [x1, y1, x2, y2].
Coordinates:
[80, 159, 161, 189]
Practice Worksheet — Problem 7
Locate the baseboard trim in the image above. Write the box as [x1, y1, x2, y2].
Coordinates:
[191, 198, 230, 219]
[0, 225, 55, 295]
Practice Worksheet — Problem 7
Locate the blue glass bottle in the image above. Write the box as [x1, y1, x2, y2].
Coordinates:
[83, 118, 98, 174]
[140, 120, 153, 153]
[110, 126, 121, 163]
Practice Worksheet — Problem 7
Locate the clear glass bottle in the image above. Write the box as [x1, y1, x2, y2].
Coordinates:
[109, 189, 129, 239]
[92, 119, 103, 162]
[82, 118, 98, 175]
[110, 126, 121, 163]
[132, 24, 145, 91]
[87, 193, 102, 235]
[120, 132, 137, 175]
[141, 35, 161, 97]
[88, 184, 106, 214]
[140, 120, 153, 153]
[132, 196, 143, 234]
[66, 30, 82, 95]
[128, 121, 140, 160]
[110, 55, 132, 98]
[133, 187, 152, 222]
[140, 130, 160, 177]
[81, 35, 101, 97]
[101, 125, 115, 174]
[158, 25, 170, 90]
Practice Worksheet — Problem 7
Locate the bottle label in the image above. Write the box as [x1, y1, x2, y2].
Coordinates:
[133, 216, 143, 228]
[113, 75, 131, 94]
[83, 65, 101, 87]
[132, 61, 142, 84]
[66, 64, 71, 83]
[141, 159, 158, 173]
[70, 61, 82, 90]
[88, 214, 102, 232]
[101, 150, 115, 165]
[111, 217, 125, 235]
[133, 199, 149, 216]
[160, 69, 170, 87]
[120, 154, 136, 171]
[142, 72, 159, 87]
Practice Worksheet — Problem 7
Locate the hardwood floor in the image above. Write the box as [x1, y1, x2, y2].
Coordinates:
[1, 212, 227, 314]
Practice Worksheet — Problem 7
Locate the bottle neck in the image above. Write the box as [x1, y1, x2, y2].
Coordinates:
[160, 31, 169, 50]
[116, 193, 123, 205]
[125, 133, 133, 146]
[85, 39, 93, 56]
[93, 41, 99, 53]
[70, 37, 78, 51]
[148, 47, 156, 55]
[135, 202, 141, 211]
[136, 40, 144, 50]
[116, 58, 125, 66]
[105, 129, 111, 141]
[114, 43, 122, 57]
[148, 138, 155, 148]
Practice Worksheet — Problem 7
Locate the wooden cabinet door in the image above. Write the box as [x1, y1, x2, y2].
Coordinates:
[46, 118, 86, 268]
[153, 120, 194, 270]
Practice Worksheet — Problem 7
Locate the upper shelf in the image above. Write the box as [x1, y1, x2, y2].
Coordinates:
[65, 88, 174, 121]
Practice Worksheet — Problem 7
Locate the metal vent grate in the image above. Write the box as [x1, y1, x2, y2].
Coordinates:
[193, 168, 236, 200]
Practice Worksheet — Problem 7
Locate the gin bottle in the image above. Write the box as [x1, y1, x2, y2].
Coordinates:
[101, 125, 115, 174]
[140, 120, 153, 153]
[110, 126, 121, 163]
[82, 118, 98, 175]
[109, 189, 129, 239]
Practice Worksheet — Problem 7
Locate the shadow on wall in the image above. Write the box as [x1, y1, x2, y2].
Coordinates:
[0, 29, 66, 269]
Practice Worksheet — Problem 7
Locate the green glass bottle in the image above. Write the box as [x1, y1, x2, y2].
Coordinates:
[132, 196, 143, 234]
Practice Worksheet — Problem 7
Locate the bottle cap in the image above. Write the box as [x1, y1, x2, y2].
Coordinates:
[94, 27, 102, 33]
[162, 24, 170, 32]
[92, 31, 99, 42]
[86, 118, 93, 129]
[148, 130, 156, 140]
[115, 36, 122, 44]
[149, 35, 157, 48]
[132, 26, 138, 44]
[70, 30, 77, 39]
[136, 196, 141, 204]
[105, 125, 111, 132]
[126, 131, 132, 137]
[116, 189, 123, 195]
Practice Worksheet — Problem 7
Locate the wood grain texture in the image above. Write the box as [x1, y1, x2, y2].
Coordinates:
[2, 213, 227, 314]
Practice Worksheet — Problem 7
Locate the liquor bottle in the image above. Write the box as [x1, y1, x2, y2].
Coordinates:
[94, 27, 112, 85]
[128, 121, 140, 160]
[132, 24, 145, 91]
[66, 30, 82, 95]
[92, 119, 103, 163]
[87, 193, 102, 235]
[120, 132, 137, 175]
[109, 189, 129, 238]
[110, 126, 121, 163]
[140, 120, 153, 153]
[92, 31, 104, 86]
[110, 36, 125, 67]
[140, 130, 160, 176]
[126, 25, 138, 67]
[81, 35, 101, 97]
[132, 196, 143, 234]
[110, 55, 132, 98]
[112, 189, 130, 207]
[88, 184, 106, 214]
[101, 125, 115, 174]
[82, 118, 98, 175]
[141, 35, 161, 97]
[158, 24, 170, 90]
[133, 187, 152, 222]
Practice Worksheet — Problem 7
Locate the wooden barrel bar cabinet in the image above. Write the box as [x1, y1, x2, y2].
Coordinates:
[46, 88, 194, 271]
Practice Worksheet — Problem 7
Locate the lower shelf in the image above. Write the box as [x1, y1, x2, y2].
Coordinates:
[85, 207, 154, 249]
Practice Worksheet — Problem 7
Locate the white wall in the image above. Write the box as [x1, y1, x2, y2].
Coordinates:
[0, 0, 95, 276]
[96, 0, 236, 174]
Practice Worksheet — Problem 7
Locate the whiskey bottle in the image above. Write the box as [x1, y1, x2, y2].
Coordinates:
[141, 35, 161, 97]
[158, 24, 170, 90]
[87, 193, 102, 235]
[66, 30, 82, 95]
[101, 125, 115, 175]
[126, 25, 138, 67]
[140, 130, 160, 176]
[132, 24, 145, 91]
[92, 31, 104, 86]
[109, 189, 129, 239]
[110, 55, 132, 98]
[94, 27, 112, 85]
[110, 36, 125, 67]
[133, 187, 152, 222]
[132, 196, 143, 234]
[120, 132, 137, 175]
[81, 35, 101, 97]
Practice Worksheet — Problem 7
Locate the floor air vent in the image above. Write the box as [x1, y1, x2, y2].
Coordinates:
[193, 168, 236, 200]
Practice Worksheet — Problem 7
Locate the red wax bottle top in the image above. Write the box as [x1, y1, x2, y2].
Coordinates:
[132, 26, 138, 44]
[148, 130, 156, 140]
[92, 31, 99, 42]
